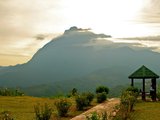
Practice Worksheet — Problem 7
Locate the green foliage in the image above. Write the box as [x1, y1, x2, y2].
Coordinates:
[71, 88, 78, 96]
[96, 86, 109, 94]
[157, 86, 160, 101]
[126, 86, 138, 93]
[96, 86, 109, 103]
[101, 112, 108, 120]
[82, 92, 94, 105]
[121, 91, 137, 112]
[126, 86, 139, 96]
[86, 112, 99, 120]
[75, 92, 94, 110]
[86, 112, 108, 120]
[34, 103, 52, 120]
[75, 95, 89, 110]
[0, 111, 14, 120]
[67, 88, 78, 97]
[54, 98, 71, 117]
[97, 92, 107, 103]
[157, 91, 160, 101]
[114, 87, 138, 120]
[0, 88, 24, 96]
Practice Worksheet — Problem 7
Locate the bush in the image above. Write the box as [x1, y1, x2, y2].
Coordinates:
[75, 95, 89, 110]
[0, 111, 14, 120]
[0, 88, 24, 96]
[113, 87, 138, 120]
[114, 90, 137, 120]
[157, 91, 160, 101]
[34, 103, 52, 120]
[54, 98, 71, 117]
[86, 112, 108, 120]
[126, 86, 139, 97]
[86, 112, 100, 120]
[121, 90, 137, 112]
[71, 88, 78, 96]
[96, 86, 109, 94]
[82, 92, 94, 105]
[75, 92, 94, 110]
[126, 86, 138, 93]
[97, 92, 107, 103]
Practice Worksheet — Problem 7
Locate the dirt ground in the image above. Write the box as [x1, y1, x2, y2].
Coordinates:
[71, 98, 120, 120]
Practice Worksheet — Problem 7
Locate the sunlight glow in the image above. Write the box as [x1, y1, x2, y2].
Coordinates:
[60, 0, 145, 37]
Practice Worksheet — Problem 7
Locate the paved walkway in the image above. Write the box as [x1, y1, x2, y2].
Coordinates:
[71, 98, 120, 120]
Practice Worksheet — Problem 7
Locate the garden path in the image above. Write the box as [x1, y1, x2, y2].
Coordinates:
[71, 98, 120, 120]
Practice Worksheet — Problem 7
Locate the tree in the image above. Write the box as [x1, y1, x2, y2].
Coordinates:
[71, 88, 78, 96]
[96, 86, 109, 103]
[96, 86, 109, 94]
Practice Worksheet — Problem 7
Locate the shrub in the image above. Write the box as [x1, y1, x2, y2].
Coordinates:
[114, 89, 137, 120]
[0, 88, 24, 96]
[126, 86, 139, 97]
[157, 91, 160, 101]
[75, 92, 94, 110]
[75, 95, 89, 110]
[54, 98, 71, 117]
[97, 92, 107, 103]
[86, 112, 108, 120]
[82, 92, 94, 105]
[71, 88, 78, 96]
[113, 87, 138, 120]
[121, 90, 137, 112]
[96, 86, 109, 94]
[126, 86, 139, 93]
[86, 112, 99, 120]
[34, 103, 52, 120]
[0, 111, 14, 120]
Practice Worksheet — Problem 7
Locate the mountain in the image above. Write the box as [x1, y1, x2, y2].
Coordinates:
[0, 26, 160, 96]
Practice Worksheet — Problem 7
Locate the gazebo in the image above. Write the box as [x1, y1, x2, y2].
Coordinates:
[129, 65, 159, 101]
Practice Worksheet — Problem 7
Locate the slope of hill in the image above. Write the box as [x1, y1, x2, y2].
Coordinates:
[0, 26, 160, 96]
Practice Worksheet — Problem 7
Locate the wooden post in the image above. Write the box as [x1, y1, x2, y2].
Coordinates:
[155, 79, 157, 100]
[131, 78, 134, 86]
[151, 78, 156, 101]
[142, 78, 146, 101]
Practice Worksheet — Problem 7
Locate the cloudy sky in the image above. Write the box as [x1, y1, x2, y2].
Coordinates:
[0, 0, 160, 66]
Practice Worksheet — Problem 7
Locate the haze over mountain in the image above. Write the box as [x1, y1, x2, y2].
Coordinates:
[0, 27, 160, 96]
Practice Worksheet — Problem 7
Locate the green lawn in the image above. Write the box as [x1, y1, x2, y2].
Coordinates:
[0, 96, 58, 120]
[0, 96, 97, 120]
[131, 101, 160, 120]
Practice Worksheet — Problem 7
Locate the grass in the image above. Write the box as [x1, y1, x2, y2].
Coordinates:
[0, 96, 97, 120]
[131, 100, 160, 120]
[2, 96, 160, 120]
[0, 96, 56, 120]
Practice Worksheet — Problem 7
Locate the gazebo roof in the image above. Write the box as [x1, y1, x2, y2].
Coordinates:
[129, 65, 159, 79]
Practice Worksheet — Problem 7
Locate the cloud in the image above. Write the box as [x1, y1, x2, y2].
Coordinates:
[140, 0, 160, 24]
[0, 0, 63, 65]
[117, 35, 160, 53]
[33, 33, 60, 41]
[0, 0, 63, 44]
[121, 35, 160, 41]
[34, 34, 49, 41]
[96, 33, 112, 38]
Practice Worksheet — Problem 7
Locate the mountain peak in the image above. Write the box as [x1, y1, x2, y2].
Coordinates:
[64, 26, 91, 34]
